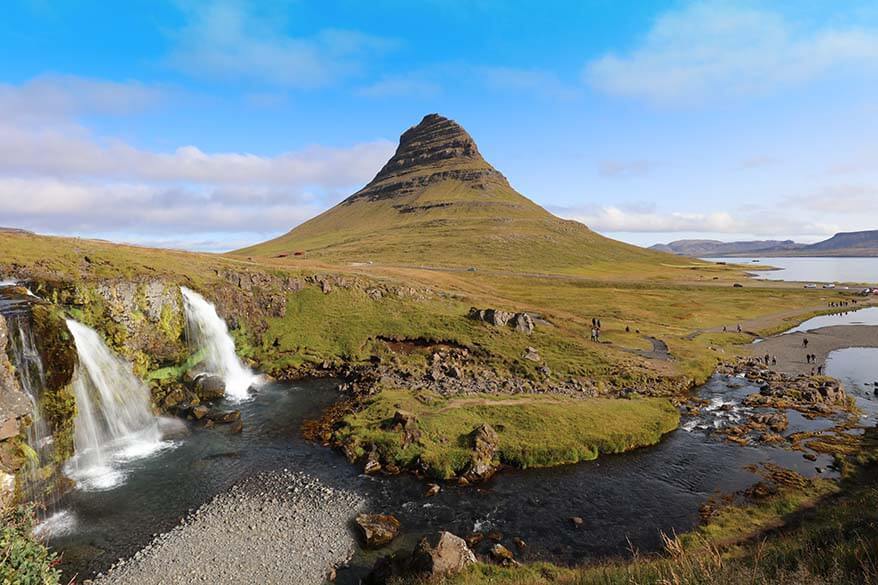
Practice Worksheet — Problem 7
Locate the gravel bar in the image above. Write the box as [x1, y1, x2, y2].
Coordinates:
[92, 470, 365, 584]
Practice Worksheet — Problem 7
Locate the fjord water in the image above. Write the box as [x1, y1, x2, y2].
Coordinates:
[180, 287, 256, 400]
[706, 257, 878, 284]
[781, 306, 878, 334]
[51, 376, 838, 581]
[64, 320, 170, 491]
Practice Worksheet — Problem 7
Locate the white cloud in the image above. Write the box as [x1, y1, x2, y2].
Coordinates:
[0, 75, 396, 250]
[168, 1, 395, 87]
[565, 205, 737, 232]
[0, 177, 322, 234]
[557, 203, 838, 238]
[585, 1, 878, 103]
[0, 122, 394, 187]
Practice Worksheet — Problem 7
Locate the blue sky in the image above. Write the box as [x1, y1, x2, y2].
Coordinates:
[1, 0, 878, 251]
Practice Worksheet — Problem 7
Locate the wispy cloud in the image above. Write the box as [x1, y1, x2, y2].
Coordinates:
[555, 202, 837, 238]
[598, 159, 655, 178]
[786, 184, 878, 214]
[167, 1, 396, 87]
[479, 66, 582, 101]
[357, 76, 441, 98]
[585, 1, 878, 104]
[0, 75, 164, 122]
[739, 156, 781, 170]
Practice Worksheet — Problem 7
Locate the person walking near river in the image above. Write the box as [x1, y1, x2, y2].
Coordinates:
[803, 337, 809, 349]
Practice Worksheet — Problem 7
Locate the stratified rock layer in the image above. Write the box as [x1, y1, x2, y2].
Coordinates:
[344, 113, 509, 204]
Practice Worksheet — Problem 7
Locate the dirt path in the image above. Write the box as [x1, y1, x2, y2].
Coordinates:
[638, 336, 671, 360]
[747, 325, 878, 377]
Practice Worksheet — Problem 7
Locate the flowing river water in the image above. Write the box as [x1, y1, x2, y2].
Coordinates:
[1, 281, 874, 582]
[48, 374, 862, 582]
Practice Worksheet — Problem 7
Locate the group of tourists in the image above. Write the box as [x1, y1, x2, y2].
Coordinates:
[828, 300, 853, 308]
[590, 317, 602, 342]
[802, 338, 824, 373]
[761, 353, 777, 366]
[721, 323, 743, 333]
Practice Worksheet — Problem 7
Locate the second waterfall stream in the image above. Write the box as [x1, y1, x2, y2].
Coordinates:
[181, 286, 256, 400]
[64, 320, 170, 491]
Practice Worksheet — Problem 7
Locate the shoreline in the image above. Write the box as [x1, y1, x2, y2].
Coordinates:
[748, 324, 878, 377]
[90, 470, 364, 585]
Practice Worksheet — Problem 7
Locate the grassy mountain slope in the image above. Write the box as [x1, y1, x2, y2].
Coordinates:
[236, 114, 673, 275]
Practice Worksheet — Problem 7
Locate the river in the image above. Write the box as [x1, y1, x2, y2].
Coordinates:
[47, 375, 850, 582]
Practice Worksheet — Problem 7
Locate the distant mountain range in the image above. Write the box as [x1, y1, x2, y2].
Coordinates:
[652, 230, 878, 257]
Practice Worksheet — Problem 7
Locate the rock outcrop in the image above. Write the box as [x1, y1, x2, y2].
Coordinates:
[469, 308, 534, 335]
[365, 531, 475, 584]
[464, 423, 500, 482]
[0, 314, 32, 510]
[344, 114, 510, 205]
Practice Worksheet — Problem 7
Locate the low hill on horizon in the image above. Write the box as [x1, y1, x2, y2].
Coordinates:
[651, 239, 806, 257]
[653, 230, 878, 257]
[236, 114, 675, 275]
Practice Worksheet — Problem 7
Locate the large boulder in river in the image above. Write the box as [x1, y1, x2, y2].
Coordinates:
[365, 531, 475, 584]
[193, 374, 226, 401]
[409, 531, 477, 577]
[356, 513, 401, 548]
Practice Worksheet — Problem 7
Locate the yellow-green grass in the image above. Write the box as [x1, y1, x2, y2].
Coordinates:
[236, 178, 686, 278]
[335, 388, 680, 479]
[3, 231, 857, 390]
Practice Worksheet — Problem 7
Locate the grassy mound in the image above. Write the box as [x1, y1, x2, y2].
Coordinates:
[336, 389, 680, 479]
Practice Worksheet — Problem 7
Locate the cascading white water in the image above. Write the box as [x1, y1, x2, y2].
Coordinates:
[180, 287, 256, 400]
[6, 313, 55, 501]
[64, 320, 167, 490]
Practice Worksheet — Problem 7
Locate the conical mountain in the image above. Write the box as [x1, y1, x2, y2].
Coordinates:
[237, 114, 667, 274]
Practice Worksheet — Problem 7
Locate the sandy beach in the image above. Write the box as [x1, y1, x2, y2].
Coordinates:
[750, 324, 878, 377]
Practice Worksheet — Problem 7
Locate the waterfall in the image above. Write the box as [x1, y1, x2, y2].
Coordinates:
[64, 320, 166, 491]
[5, 312, 55, 502]
[180, 287, 255, 400]
[0, 282, 57, 508]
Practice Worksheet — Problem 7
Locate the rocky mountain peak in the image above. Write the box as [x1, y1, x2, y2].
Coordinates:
[344, 113, 508, 204]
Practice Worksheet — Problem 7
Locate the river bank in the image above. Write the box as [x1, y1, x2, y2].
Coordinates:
[91, 470, 363, 585]
[750, 325, 878, 377]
